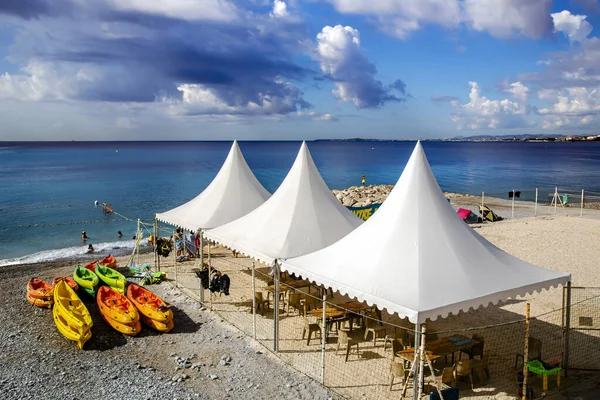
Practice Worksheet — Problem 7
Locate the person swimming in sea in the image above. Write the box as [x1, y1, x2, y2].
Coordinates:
[81, 231, 88, 241]
[118, 231, 123, 238]
[86, 244, 94, 254]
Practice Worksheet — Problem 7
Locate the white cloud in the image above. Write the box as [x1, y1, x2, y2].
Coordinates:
[538, 87, 600, 116]
[450, 81, 530, 129]
[324, 0, 553, 39]
[463, 0, 553, 39]
[108, 0, 237, 21]
[503, 81, 529, 102]
[551, 10, 593, 42]
[271, 0, 289, 18]
[0, 60, 70, 101]
[316, 25, 403, 108]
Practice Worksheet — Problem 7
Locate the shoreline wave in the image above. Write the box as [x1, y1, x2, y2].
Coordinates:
[0, 239, 151, 267]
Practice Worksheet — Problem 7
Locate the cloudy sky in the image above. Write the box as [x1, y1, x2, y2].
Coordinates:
[1, 0, 600, 140]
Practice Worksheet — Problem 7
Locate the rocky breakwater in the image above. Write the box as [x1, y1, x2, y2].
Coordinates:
[332, 185, 394, 207]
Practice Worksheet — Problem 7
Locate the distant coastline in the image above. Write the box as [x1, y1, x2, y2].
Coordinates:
[315, 134, 600, 143]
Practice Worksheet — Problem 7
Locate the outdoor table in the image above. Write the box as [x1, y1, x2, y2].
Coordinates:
[526, 360, 561, 391]
[265, 279, 314, 302]
[396, 335, 479, 365]
[309, 300, 374, 339]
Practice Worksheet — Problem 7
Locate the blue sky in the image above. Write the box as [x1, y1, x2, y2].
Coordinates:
[1, 0, 600, 140]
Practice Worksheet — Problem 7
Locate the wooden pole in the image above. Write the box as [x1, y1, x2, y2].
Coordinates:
[321, 293, 327, 385]
[417, 324, 427, 399]
[580, 189, 584, 218]
[173, 230, 177, 287]
[522, 303, 531, 400]
[199, 230, 204, 303]
[274, 261, 280, 353]
[136, 218, 141, 266]
[481, 191, 485, 208]
[554, 187, 558, 215]
[153, 217, 158, 271]
[534, 188, 538, 217]
[512, 190, 515, 219]
[252, 261, 256, 339]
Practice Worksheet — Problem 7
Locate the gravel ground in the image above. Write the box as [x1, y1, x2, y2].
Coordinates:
[0, 261, 337, 400]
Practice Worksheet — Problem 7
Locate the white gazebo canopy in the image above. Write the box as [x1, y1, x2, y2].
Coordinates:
[281, 142, 570, 324]
[156, 140, 270, 232]
[204, 141, 363, 266]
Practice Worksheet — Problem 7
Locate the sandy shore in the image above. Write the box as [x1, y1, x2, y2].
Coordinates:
[2, 214, 600, 399]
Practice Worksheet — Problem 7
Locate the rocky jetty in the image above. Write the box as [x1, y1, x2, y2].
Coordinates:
[332, 185, 393, 207]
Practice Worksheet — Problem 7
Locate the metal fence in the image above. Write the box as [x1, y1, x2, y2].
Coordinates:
[157, 247, 600, 400]
[449, 188, 600, 221]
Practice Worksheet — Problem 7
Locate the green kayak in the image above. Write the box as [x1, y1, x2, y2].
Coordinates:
[95, 265, 126, 294]
[73, 265, 99, 297]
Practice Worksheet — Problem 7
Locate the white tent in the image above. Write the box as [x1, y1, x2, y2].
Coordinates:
[156, 141, 270, 232]
[280, 142, 570, 324]
[203, 141, 363, 266]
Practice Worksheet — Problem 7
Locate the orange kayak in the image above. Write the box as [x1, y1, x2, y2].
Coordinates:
[127, 284, 173, 323]
[26, 292, 53, 308]
[52, 276, 79, 292]
[83, 261, 98, 273]
[98, 255, 117, 269]
[27, 278, 54, 300]
[97, 286, 140, 328]
[141, 315, 174, 333]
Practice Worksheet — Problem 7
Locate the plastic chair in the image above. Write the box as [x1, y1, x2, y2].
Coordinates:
[472, 354, 490, 383]
[302, 316, 321, 345]
[287, 292, 303, 315]
[455, 360, 474, 389]
[364, 311, 386, 346]
[390, 359, 409, 391]
[460, 334, 485, 360]
[436, 366, 456, 388]
[336, 328, 363, 362]
[254, 292, 269, 316]
[515, 337, 542, 369]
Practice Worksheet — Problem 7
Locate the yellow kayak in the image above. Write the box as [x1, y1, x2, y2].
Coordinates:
[54, 280, 93, 329]
[102, 317, 142, 336]
[52, 303, 92, 349]
[141, 315, 174, 333]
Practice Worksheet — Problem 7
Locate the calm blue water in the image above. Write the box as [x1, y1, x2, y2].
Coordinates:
[1, 140, 600, 265]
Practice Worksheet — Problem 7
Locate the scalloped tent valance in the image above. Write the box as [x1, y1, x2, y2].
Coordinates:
[280, 141, 570, 324]
[156, 140, 270, 231]
[203, 141, 363, 266]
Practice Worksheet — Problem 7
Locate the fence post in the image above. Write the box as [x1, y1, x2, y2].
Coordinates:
[208, 241, 212, 310]
[252, 261, 256, 339]
[580, 189, 584, 218]
[321, 293, 327, 385]
[481, 191, 485, 208]
[512, 189, 515, 219]
[534, 188, 538, 217]
[554, 187, 558, 215]
[173, 230, 177, 287]
[522, 303, 530, 400]
[564, 281, 572, 378]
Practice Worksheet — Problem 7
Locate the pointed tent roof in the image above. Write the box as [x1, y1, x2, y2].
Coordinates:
[281, 142, 570, 324]
[204, 142, 363, 266]
[156, 141, 270, 231]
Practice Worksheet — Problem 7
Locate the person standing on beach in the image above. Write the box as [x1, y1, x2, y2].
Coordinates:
[361, 175, 366, 186]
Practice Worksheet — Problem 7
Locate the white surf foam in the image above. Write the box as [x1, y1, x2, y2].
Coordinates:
[0, 239, 150, 267]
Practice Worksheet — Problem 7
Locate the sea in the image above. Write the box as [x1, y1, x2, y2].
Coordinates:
[1, 140, 600, 266]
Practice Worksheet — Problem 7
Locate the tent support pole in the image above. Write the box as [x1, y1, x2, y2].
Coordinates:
[199, 230, 204, 304]
[136, 218, 140, 266]
[522, 303, 531, 400]
[417, 324, 426, 399]
[564, 281, 572, 378]
[321, 293, 327, 385]
[554, 187, 558, 215]
[208, 241, 212, 311]
[153, 217, 158, 272]
[412, 323, 420, 400]
[580, 189, 584, 218]
[252, 261, 256, 339]
[481, 191, 484, 208]
[273, 261, 280, 353]
[534, 188, 538, 217]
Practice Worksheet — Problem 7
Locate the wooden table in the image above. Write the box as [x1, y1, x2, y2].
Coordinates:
[396, 335, 479, 364]
[309, 300, 374, 339]
[265, 279, 314, 302]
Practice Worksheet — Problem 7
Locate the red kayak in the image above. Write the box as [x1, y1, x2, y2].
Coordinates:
[98, 255, 117, 269]
[83, 261, 98, 272]
[52, 276, 79, 292]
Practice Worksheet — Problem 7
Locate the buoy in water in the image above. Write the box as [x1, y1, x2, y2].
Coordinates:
[116, 150, 119, 153]
[94, 200, 99, 206]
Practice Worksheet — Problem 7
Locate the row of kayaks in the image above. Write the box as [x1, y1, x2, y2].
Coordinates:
[27, 275, 174, 349]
